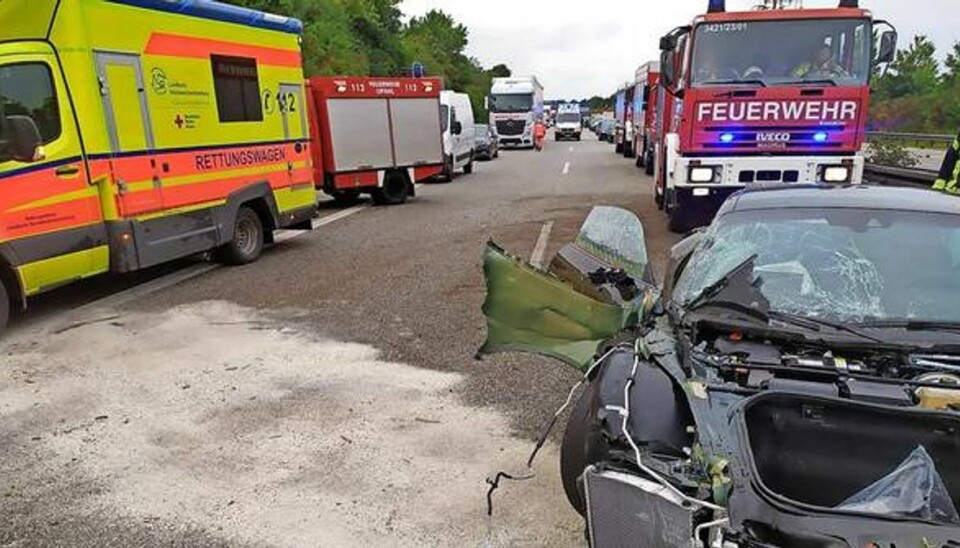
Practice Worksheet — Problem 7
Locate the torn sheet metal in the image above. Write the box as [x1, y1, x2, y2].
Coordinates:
[480, 242, 627, 370]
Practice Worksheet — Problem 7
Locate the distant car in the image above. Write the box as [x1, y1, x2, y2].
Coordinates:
[474, 125, 499, 161]
[597, 119, 615, 142]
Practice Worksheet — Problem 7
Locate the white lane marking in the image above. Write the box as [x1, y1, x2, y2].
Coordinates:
[530, 221, 555, 269]
[75, 205, 369, 312]
[562, 162, 570, 175]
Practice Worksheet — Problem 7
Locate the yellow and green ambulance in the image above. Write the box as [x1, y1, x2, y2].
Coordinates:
[0, 0, 317, 329]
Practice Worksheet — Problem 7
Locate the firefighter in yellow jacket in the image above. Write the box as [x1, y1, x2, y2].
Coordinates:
[934, 131, 960, 194]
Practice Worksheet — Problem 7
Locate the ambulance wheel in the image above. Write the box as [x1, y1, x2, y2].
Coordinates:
[0, 280, 9, 333]
[220, 206, 264, 265]
[560, 388, 592, 516]
[372, 171, 409, 205]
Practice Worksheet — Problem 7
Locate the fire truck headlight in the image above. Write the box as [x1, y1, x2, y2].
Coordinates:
[689, 166, 718, 183]
[822, 165, 851, 183]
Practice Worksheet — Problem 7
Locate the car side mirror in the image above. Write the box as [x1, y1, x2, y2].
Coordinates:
[660, 50, 676, 90]
[452, 121, 463, 135]
[5, 115, 43, 163]
[877, 30, 897, 65]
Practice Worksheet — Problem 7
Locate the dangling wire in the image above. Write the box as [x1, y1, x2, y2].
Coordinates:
[484, 345, 623, 516]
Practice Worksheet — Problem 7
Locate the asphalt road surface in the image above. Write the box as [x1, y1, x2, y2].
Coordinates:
[0, 131, 680, 548]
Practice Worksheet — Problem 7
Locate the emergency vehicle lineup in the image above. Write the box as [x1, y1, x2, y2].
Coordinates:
[0, 0, 459, 329]
[7, 0, 960, 547]
[0, 0, 902, 331]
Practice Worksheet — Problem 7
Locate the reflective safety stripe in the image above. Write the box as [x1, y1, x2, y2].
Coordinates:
[17, 246, 110, 296]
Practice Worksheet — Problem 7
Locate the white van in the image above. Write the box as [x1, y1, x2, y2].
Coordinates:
[439, 91, 476, 180]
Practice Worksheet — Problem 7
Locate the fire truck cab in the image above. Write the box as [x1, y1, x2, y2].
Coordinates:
[655, 0, 897, 232]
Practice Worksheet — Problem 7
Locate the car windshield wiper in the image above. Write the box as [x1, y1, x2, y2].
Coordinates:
[858, 319, 960, 334]
[768, 311, 886, 345]
[683, 254, 760, 312]
[700, 79, 768, 88]
[781, 78, 839, 87]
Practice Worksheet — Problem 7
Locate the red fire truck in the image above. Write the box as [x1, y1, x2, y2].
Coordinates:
[630, 61, 661, 175]
[306, 77, 445, 205]
[654, 0, 897, 231]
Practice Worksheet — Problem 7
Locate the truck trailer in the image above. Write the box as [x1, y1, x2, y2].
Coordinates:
[0, 0, 317, 329]
[654, 0, 897, 232]
[306, 76, 445, 204]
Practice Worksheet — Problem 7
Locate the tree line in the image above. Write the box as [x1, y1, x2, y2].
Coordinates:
[233, 0, 511, 119]
[870, 36, 959, 134]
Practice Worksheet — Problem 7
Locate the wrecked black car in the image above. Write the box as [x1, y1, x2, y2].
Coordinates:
[480, 185, 960, 547]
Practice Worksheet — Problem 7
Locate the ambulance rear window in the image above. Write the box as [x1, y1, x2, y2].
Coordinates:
[211, 55, 263, 123]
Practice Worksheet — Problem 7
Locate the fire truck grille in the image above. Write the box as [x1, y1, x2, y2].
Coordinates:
[496, 120, 525, 136]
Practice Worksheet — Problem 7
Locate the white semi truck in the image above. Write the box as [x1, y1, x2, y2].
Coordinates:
[488, 76, 544, 149]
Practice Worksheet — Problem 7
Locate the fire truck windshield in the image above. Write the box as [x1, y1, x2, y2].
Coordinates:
[489, 94, 533, 113]
[691, 18, 872, 88]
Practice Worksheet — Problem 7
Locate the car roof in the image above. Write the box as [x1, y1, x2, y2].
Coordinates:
[720, 184, 960, 217]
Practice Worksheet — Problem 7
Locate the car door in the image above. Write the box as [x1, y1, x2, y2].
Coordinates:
[95, 51, 163, 217]
[0, 52, 107, 295]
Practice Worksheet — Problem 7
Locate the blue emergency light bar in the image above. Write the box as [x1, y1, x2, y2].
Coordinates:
[720, 133, 735, 143]
[813, 131, 829, 143]
[708, 0, 726, 13]
[108, 0, 304, 34]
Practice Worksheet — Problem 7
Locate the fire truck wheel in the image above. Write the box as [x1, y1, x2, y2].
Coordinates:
[668, 205, 689, 234]
[220, 206, 264, 265]
[372, 171, 409, 205]
[332, 190, 361, 204]
[0, 280, 9, 332]
[560, 387, 592, 517]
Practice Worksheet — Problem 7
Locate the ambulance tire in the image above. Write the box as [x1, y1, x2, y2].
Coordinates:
[0, 280, 9, 333]
[220, 206, 264, 265]
[372, 171, 409, 206]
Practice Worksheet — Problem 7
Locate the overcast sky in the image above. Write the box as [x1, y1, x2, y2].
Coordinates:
[398, 0, 957, 100]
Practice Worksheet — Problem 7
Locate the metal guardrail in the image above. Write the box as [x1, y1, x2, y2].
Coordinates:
[866, 131, 953, 147]
[864, 163, 939, 189]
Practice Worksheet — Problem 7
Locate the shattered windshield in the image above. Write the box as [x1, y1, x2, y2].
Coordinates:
[673, 208, 960, 324]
